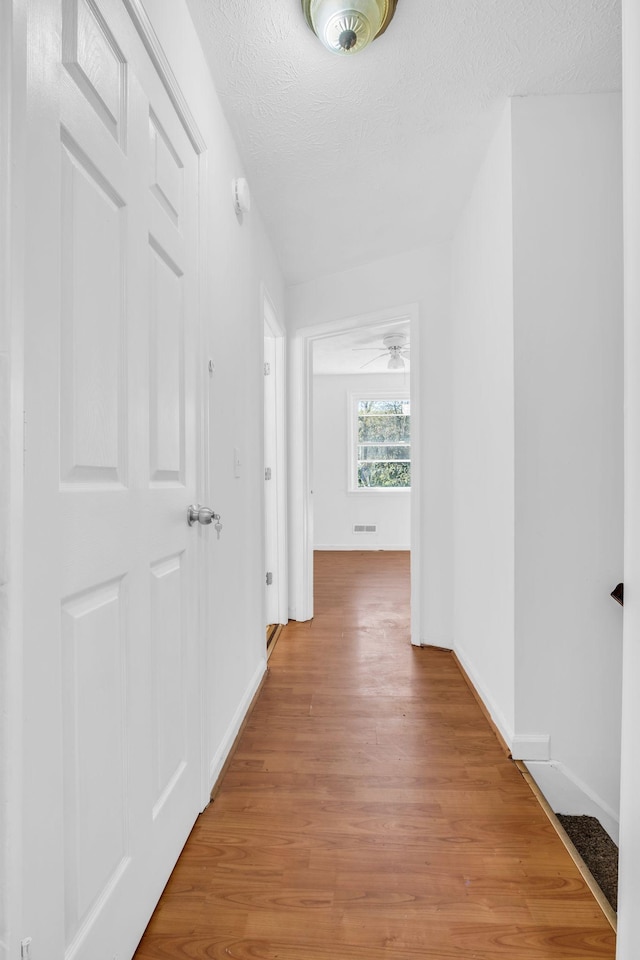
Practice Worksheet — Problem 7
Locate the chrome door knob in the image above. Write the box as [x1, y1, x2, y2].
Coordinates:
[187, 504, 220, 527]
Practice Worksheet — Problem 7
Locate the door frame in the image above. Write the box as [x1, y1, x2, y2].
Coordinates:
[1, 1, 26, 953]
[262, 286, 288, 626]
[288, 301, 422, 646]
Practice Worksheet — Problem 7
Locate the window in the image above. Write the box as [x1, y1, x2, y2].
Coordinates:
[352, 396, 411, 490]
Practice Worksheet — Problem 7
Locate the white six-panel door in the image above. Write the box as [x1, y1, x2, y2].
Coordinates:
[22, 1, 206, 956]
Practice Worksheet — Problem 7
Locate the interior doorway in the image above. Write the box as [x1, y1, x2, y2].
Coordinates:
[263, 289, 288, 656]
[288, 302, 422, 645]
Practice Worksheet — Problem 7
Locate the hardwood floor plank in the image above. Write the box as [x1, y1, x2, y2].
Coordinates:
[134, 550, 615, 959]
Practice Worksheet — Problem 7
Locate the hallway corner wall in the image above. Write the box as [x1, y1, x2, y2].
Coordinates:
[452, 92, 624, 839]
[511, 92, 623, 835]
[451, 100, 516, 742]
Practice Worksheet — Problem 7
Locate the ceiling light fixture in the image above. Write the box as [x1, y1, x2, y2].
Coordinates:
[353, 332, 409, 369]
[302, 0, 399, 56]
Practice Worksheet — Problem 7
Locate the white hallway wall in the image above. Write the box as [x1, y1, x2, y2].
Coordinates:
[452, 93, 623, 839]
[140, 0, 285, 785]
[288, 244, 453, 647]
[451, 102, 515, 739]
[313, 373, 410, 550]
[618, 0, 640, 952]
[512, 93, 623, 835]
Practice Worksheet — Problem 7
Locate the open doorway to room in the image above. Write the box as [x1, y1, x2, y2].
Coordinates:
[312, 319, 411, 555]
[288, 304, 422, 645]
[263, 290, 288, 659]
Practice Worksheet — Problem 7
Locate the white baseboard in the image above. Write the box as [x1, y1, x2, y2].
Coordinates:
[525, 760, 620, 843]
[454, 648, 555, 762]
[453, 643, 515, 749]
[512, 734, 550, 761]
[208, 659, 267, 792]
[314, 544, 410, 551]
[420, 637, 453, 650]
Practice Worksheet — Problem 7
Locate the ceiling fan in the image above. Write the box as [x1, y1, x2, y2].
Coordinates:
[353, 333, 410, 370]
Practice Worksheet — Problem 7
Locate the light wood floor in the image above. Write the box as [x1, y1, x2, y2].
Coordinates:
[134, 550, 615, 959]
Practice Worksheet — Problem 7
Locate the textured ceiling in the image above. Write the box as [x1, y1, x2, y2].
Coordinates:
[186, 0, 621, 284]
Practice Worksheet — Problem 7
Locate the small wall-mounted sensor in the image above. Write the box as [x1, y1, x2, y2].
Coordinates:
[232, 177, 251, 218]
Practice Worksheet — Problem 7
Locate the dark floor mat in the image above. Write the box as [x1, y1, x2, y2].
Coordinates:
[557, 814, 618, 912]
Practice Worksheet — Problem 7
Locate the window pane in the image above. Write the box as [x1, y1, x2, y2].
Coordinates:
[358, 415, 410, 443]
[358, 462, 411, 488]
[358, 444, 410, 461]
[358, 399, 410, 415]
[354, 398, 411, 490]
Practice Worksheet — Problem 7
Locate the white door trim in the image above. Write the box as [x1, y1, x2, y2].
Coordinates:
[196, 149, 212, 811]
[288, 302, 422, 646]
[262, 286, 288, 625]
[288, 332, 314, 621]
[1, 2, 26, 954]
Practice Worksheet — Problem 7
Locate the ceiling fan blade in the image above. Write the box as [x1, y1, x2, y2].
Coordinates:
[352, 346, 385, 352]
[360, 353, 388, 369]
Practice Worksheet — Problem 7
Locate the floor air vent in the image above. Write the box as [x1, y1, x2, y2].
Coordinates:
[353, 524, 377, 533]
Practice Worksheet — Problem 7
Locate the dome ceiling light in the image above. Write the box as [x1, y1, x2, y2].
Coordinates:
[302, 0, 399, 56]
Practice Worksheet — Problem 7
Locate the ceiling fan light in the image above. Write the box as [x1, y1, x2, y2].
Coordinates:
[388, 355, 404, 370]
[302, 0, 397, 55]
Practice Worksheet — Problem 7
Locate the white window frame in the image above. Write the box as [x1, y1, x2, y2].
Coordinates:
[348, 390, 411, 493]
